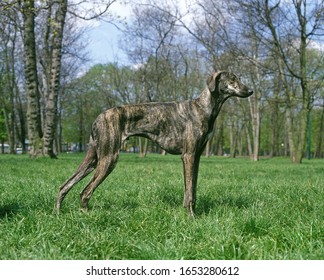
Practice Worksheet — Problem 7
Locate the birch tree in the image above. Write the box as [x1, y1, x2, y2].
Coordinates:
[0, 9, 18, 154]
[41, 0, 68, 158]
[18, 0, 116, 158]
[21, 0, 44, 157]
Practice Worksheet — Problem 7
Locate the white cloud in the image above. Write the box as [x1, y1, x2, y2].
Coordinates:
[83, 0, 194, 66]
[308, 39, 324, 51]
[109, 1, 132, 20]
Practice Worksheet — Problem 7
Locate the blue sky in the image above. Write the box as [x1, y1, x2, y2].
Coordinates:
[86, 21, 127, 64]
[84, 2, 131, 66]
[83, 0, 191, 66]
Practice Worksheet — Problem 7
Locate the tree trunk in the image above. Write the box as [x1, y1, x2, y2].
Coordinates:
[57, 107, 63, 154]
[245, 125, 252, 158]
[249, 88, 260, 161]
[22, 0, 43, 157]
[5, 39, 16, 154]
[15, 83, 27, 153]
[237, 130, 243, 156]
[215, 122, 224, 156]
[43, 0, 68, 158]
[285, 99, 309, 164]
[229, 115, 237, 158]
[264, 0, 312, 164]
[205, 140, 211, 158]
[270, 104, 278, 157]
[139, 137, 148, 158]
[314, 106, 324, 158]
[205, 130, 215, 157]
[270, 79, 280, 157]
[294, 104, 309, 163]
[285, 104, 297, 162]
[294, 0, 309, 163]
[314, 104, 324, 158]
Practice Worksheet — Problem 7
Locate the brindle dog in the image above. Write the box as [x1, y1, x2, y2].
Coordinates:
[55, 71, 253, 216]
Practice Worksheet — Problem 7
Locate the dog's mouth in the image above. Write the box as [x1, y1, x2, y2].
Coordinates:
[236, 89, 253, 98]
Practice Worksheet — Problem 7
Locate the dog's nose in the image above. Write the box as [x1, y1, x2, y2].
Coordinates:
[248, 90, 253, 95]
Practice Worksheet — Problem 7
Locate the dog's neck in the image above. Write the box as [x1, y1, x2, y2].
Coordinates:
[195, 86, 226, 118]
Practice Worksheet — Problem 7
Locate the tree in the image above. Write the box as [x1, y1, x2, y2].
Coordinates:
[0, 16, 17, 154]
[0, 2, 28, 154]
[21, 0, 44, 157]
[61, 63, 131, 151]
[314, 104, 324, 158]
[17, 0, 116, 158]
[0, 111, 8, 153]
[235, 0, 324, 163]
[40, 0, 68, 158]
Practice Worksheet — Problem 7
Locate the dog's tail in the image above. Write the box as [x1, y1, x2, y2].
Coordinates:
[55, 134, 98, 210]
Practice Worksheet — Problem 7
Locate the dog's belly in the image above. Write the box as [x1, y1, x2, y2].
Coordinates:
[123, 119, 185, 155]
[151, 135, 183, 154]
[119, 102, 188, 154]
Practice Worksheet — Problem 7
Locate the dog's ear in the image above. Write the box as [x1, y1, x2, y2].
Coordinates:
[207, 72, 221, 92]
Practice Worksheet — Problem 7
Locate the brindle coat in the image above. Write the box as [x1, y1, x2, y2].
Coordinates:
[55, 71, 253, 216]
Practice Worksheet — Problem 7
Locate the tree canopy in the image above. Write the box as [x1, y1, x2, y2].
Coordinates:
[0, 0, 323, 162]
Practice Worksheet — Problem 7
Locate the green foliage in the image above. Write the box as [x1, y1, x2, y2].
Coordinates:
[0, 112, 8, 142]
[61, 63, 135, 146]
[0, 154, 323, 259]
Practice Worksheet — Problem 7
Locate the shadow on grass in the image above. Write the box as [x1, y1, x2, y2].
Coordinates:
[196, 194, 253, 216]
[159, 188, 254, 217]
[160, 191, 183, 208]
[241, 216, 270, 237]
[0, 203, 20, 220]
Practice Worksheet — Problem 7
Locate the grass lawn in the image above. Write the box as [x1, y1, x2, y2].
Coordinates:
[0, 153, 323, 260]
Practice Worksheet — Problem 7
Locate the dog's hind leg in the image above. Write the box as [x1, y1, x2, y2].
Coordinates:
[79, 152, 119, 211]
[55, 143, 97, 210]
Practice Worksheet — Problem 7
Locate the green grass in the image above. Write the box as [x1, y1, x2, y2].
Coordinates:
[0, 153, 323, 260]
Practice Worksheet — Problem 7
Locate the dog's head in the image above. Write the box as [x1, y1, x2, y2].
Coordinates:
[207, 71, 253, 98]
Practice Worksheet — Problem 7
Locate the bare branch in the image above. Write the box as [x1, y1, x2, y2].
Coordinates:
[67, 0, 117, 21]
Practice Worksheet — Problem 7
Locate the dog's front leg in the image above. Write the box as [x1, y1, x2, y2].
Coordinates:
[181, 153, 201, 217]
